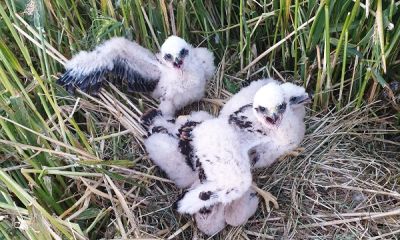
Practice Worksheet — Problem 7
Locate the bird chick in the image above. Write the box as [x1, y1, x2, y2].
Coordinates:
[57, 36, 215, 117]
[169, 81, 308, 215]
[225, 80, 310, 168]
[147, 80, 309, 227]
[218, 80, 309, 210]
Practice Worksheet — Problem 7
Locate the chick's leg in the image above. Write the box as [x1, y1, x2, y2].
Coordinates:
[251, 182, 279, 212]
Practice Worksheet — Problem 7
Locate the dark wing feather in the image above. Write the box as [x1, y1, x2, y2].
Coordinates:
[228, 104, 253, 130]
[229, 104, 269, 136]
[177, 121, 201, 171]
[112, 58, 159, 92]
[57, 37, 161, 95]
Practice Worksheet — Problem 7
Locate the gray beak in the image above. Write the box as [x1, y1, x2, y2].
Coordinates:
[290, 93, 312, 105]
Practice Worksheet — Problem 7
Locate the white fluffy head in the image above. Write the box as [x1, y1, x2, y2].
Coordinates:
[160, 36, 192, 69]
[280, 82, 311, 106]
[252, 82, 287, 128]
[252, 82, 310, 128]
[253, 82, 285, 111]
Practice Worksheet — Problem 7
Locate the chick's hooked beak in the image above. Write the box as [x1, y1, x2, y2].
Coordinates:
[173, 57, 183, 69]
[255, 106, 283, 127]
[290, 92, 313, 105]
[265, 113, 280, 125]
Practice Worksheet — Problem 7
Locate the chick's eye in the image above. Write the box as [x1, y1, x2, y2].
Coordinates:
[258, 106, 266, 112]
[180, 48, 188, 57]
[164, 54, 173, 60]
[290, 96, 297, 103]
[278, 103, 287, 112]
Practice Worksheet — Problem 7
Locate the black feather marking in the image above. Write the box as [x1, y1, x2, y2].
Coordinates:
[196, 158, 207, 183]
[112, 58, 159, 93]
[249, 148, 259, 166]
[198, 207, 212, 215]
[57, 68, 105, 94]
[151, 126, 169, 134]
[177, 121, 200, 171]
[225, 188, 234, 195]
[79, 75, 91, 92]
[56, 70, 70, 85]
[199, 191, 212, 201]
[228, 104, 253, 129]
[241, 79, 253, 88]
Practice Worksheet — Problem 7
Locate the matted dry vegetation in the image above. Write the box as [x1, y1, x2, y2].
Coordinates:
[62, 86, 398, 239]
[1, 1, 400, 239]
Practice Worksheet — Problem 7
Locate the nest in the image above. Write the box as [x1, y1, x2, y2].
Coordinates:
[53, 81, 399, 239]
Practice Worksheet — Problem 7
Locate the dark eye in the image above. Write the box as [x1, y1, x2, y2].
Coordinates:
[179, 48, 188, 57]
[164, 54, 173, 61]
[277, 103, 287, 112]
[290, 96, 297, 103]
[258, 106, 266, 112]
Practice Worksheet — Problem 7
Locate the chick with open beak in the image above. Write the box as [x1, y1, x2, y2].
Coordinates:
[252, 82, 311, 129]
[254, 102, 286, 126]
[162, 44, 189, 69]
[252, 82, 287, 128]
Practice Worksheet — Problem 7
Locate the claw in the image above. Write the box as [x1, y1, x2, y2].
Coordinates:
[279, 147, 305, 161]
[179, 127, 193, 141]
[177, 121, 199, 141]
[251, 183, 279, 212]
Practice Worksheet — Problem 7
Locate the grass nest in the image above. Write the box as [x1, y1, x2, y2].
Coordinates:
[43, 85, 398, 239]
[1, 2, 399, 237]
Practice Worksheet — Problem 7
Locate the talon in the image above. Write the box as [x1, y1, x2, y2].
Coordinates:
[280, 147, 305, 160]
[179, 127, 192, 140]
[251, 183, 279, 212]
[289, 147, 305, 157]
[178, 121, 199, 141]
